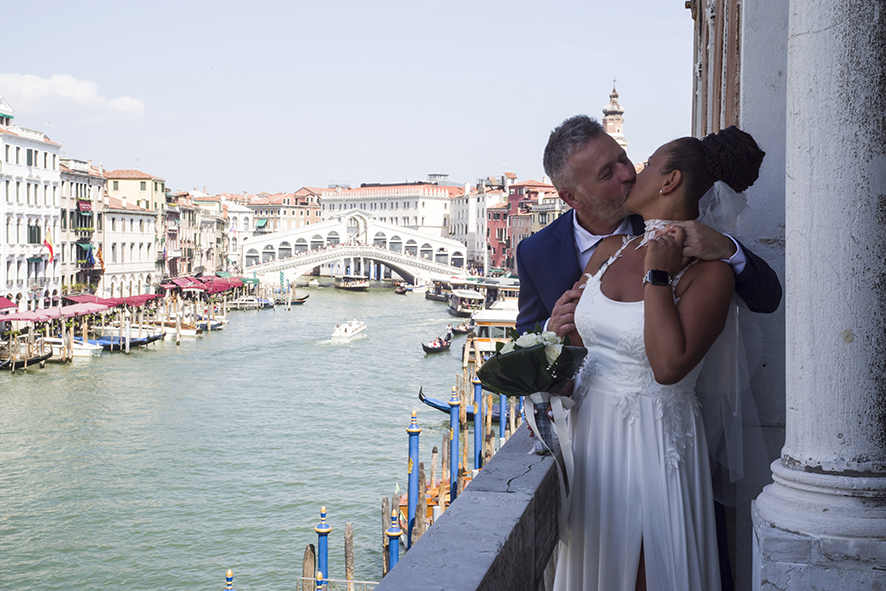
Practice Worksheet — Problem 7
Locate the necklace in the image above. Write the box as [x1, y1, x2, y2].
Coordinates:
[636, 219, 681, 249]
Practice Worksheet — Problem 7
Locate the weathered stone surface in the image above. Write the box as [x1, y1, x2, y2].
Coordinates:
[375, 427, 560, 591]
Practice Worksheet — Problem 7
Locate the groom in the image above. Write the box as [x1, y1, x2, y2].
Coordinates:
[516, 115, 782, 335]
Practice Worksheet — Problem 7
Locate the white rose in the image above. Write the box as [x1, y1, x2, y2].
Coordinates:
[516, 333, 540, 348]
[500, 341, 516, 354]
[544, 344, 563, 366]
[540, 331, 562, 346]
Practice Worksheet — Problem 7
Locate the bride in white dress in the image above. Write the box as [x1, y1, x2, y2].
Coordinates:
[552, 127, 766, 591]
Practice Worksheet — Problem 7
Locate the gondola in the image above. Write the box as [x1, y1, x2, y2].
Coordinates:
[394, 286, 408, 295]
[0, 351, 53, 369]
[86, 334, 160, 351]
[418, 387, 502, 422]
[294, 295, 310, 305]
[452, 321, 474, 335]
[422, 339, 451, 354]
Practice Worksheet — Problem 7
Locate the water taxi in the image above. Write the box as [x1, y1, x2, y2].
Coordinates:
[448, 289, 486, 317]
[334, 275, 370, 291]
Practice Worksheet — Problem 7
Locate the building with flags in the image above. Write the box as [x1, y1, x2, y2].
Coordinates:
[60, 157, 106, 294]
[0, 96, 62, 311]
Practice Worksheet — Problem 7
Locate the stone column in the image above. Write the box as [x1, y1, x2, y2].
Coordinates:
[753, 1, 886, 588]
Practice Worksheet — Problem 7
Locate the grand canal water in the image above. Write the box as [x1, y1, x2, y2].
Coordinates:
[0, 286, 467, 590]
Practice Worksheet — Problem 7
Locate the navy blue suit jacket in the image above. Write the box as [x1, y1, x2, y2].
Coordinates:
[515, 210, 782, 334]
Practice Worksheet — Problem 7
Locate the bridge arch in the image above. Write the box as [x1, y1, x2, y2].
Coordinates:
[279, 241, 292, 259]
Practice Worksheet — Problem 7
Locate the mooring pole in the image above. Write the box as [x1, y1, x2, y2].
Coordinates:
[472, 377, 482, 470]
[314, 506, 331, 586]
[406, 411, 421, 549]
[448, 387, 460, 504]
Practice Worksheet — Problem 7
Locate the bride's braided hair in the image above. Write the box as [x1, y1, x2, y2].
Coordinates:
[663, 126, 765, 202]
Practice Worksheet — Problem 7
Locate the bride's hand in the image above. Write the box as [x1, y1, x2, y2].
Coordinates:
[647, 225, 691, 275]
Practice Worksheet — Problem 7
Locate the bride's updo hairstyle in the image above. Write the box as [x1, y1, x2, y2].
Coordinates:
[662, 126, 765, 203]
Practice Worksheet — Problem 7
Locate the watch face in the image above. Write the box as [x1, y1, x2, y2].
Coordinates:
[646, 269, 671, 286]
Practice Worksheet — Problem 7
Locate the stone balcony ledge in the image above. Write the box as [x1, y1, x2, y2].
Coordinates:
[375, 426, 560, 591]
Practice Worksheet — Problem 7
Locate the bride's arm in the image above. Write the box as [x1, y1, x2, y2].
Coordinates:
[643, 229, 734, 385]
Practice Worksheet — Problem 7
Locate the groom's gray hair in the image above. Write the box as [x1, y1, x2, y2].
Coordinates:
[543, 115, 605, 190]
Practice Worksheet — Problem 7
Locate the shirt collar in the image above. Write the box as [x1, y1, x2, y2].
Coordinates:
[572, 213, 634, 253]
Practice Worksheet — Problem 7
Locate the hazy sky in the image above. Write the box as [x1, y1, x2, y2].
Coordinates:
[2, 0, 693, 194]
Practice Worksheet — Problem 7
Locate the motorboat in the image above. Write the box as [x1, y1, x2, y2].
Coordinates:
[332, 319, 366, 340]
[229, 296, 267, 310]
[307, 279, 320, 288]
[394, 286, 408, 295]
[43, 336, 103, 359]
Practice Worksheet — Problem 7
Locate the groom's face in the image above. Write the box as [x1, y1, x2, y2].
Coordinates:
[562, 134, 636, 227]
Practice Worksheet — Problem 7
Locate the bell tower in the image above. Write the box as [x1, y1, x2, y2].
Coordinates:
[602, 80, 628, 148]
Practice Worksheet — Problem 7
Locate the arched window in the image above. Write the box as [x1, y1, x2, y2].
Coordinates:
[278, 241, 292, 259]
[405, 239, 417, 256]
[246, 248, 260, 267]
[373, 232, 387, 247]
[262, 245, 276, 263]
[434, 247, 449, 265]
[310, 235, 324, 251]
[450, 251, 465, 268]
[326, 231, 340, 246]
[420, 243, 433, 260]
[295, 238, 309, 253]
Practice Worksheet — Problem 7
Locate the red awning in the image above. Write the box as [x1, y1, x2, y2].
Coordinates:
[0, 296, 16, 310]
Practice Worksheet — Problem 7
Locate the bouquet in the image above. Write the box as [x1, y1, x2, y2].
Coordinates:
[477, 326, 587, 453]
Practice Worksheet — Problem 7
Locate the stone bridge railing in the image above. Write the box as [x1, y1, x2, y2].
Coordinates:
[246, 245, 467, 280]
[375, 427, 560, 591]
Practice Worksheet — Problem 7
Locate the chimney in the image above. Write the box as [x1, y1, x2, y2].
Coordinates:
[122, 195, 128, 208]
[104, 196, 110, 207]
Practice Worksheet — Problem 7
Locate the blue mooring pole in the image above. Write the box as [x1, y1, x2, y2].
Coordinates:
[499, 393, 507, 442]
[385, 508, 402, 569]
[449, 386, 460, 503]
[472, 377, 482, 470]
[406, 410, 421, 549]
[314, 506, 332, 586]
[225, 569, 235, 590]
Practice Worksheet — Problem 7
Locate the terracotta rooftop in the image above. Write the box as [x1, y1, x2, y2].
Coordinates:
[105, 169, 164, 181]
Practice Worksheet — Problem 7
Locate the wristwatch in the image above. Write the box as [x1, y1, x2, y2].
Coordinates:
[642, 269, 672, 287]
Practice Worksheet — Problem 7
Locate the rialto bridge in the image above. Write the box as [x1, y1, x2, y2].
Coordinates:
[240, 210, 469, 284]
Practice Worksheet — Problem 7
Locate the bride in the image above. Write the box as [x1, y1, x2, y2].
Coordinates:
[552, 126, 766, 591]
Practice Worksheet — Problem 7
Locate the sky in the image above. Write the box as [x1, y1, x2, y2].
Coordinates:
[1, 0, 694, 195]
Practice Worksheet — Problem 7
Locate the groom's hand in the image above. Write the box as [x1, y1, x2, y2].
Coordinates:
[669, 220, 737, 261]
[549, 281, 584, 337]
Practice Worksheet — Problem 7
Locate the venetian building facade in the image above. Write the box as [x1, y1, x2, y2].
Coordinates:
[685, 0, 886, 588]
[320, 181, 463, 238]
[59, 158, 105, 293]
[95, 196, 156, 298]
[0, 97, 62, 311]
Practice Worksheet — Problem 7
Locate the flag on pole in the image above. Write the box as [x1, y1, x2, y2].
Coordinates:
[97, 245, 105, 272]
[42, 230, 54, 263]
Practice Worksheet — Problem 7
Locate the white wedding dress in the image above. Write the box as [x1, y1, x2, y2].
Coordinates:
[553, 240, 721, 591]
